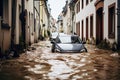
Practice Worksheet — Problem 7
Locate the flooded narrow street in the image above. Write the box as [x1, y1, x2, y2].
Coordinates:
[0, 41, 120, 80]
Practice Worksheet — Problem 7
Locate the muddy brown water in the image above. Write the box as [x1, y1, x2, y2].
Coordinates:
[0, 41, 120, 80]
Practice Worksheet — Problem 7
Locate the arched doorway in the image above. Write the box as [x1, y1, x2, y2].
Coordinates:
[95, 0, 104, 44]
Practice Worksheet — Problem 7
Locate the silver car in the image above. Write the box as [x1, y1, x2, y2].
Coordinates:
[51, 35, 87, 53]
[50, 32, 67, 41]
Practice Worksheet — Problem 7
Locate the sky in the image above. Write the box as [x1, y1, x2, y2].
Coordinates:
[48, 0, 66, 20]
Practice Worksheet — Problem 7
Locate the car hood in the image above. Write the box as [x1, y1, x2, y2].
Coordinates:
[57, 43, 84, 51]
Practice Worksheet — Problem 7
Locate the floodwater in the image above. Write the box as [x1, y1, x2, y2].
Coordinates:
[0, 41, 120, 80]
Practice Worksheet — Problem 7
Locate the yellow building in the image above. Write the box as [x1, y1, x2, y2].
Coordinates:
[40, 0, 50, 39]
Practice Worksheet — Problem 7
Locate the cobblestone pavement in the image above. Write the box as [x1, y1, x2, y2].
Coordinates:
[0, 41, 120, 80]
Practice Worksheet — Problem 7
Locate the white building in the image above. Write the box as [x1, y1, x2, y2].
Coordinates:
[40, 0, 50, 38]
[74, 0, 118, 46]
[34, 0, 40, 42]
[75, 0, 96, 41]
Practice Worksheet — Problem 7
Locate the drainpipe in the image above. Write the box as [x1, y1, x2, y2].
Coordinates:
[117, 0, 120, 49]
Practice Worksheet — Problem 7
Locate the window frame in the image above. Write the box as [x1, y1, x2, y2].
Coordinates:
[86, 17, 89, 40]
[82, 20, 84, 40]
[76, 1, 80, 13]
[86, 0, 89, 6]
[82, 0, 84, 9]
[90, 14, 94, 37]
[76, 21, 80, 36]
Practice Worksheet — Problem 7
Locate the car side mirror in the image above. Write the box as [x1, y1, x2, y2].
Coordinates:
[82, 41, 86, 44]
[51, 41, 55, 44]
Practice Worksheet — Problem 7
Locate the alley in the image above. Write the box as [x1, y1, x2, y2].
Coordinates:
[0, 40, 120, 80]
[0, 0, 120, 79]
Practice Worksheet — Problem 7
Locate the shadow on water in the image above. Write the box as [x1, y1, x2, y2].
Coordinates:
[0, 71, 26, 80]
[0, 60, 27, 80]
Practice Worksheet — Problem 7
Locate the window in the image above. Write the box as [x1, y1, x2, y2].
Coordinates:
[86, 17, 89, 40]
[108, 3, 115, 38]
[90, 0, 93, 2]
[78, 1, 80, 12]
[90, 14, 93, 37]
[82, 20, 84, 40]
[76, 22, 80, 36]
[82, 0, 84, 9]
[86, 0, 89, 5]
[76, 1, 80, 13]
[0, 0, 3, 17]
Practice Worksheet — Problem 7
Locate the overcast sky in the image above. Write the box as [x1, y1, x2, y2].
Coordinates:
[48, 0, 66, 20]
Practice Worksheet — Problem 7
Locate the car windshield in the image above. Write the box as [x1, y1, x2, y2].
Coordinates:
[59, 36, 71, 43]
[57, 36, 82, 43]
[51, 32, 67, 38]
[51, 32, 58, 37]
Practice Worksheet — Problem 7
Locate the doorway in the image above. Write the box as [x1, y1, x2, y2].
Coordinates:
[0, 0, 3, 17]
[0, 0, 3, 54]
[86, 17, 88, 40]
[96, 8, 103, 44]
[11, 0, 17, 48]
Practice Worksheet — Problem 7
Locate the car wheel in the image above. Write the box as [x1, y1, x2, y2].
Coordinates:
[81, 48, 87, 52]
[51, 45, 55, 53]
[51, 48, 55, 53]
[84, 48, 87, 52]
